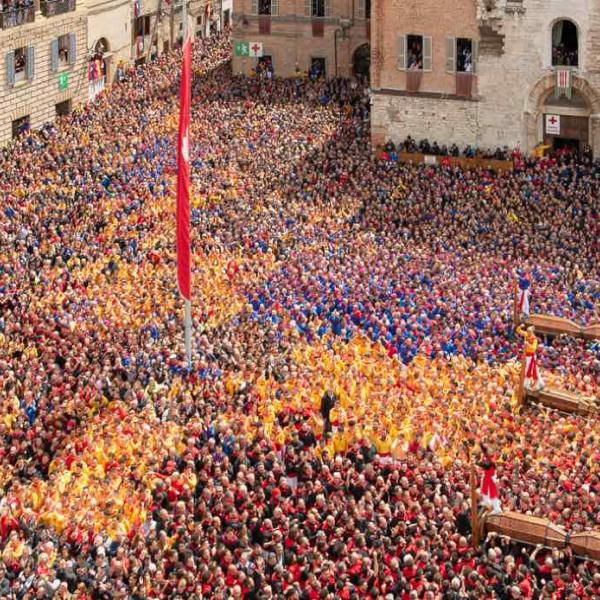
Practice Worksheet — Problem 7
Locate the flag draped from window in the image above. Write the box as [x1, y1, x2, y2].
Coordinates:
[176, 29, 192, 301]
[555, 68, 571, 99]
[134, 0, 140, 16]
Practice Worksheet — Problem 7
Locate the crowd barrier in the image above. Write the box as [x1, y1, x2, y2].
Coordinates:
[484, 512, 600, 562]
[394, 151, 514, 172]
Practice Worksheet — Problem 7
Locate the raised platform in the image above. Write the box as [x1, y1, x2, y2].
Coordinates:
[526, 387, 598, 416]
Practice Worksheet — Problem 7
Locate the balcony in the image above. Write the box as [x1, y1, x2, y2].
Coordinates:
[0, 5, 34, 29]
[41, 0, 76, 17]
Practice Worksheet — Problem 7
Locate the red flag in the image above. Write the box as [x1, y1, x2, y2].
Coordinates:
[176, 32, 192, 301]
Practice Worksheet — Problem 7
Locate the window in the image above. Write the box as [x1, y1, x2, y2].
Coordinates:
[135, 15, 151, 38]
[356, 0, 370, 19]
[445, 37, 477, 73]
[58, 34, 70, 63]
[456, 38, 473, 72]
[56, 99, 72, 117]
[312, 0, 324, 16]
[258, 0, 271, 15]
[406, 35, 428, 70]
[6, 46, 34, 85]
[310, 57, 325, 79]
[14, 46, 26, 82]
[552, 20, 578, 66]
[12, 115, 29, 139]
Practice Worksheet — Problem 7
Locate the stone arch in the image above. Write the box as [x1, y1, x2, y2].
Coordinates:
[524, 72, 600, 154]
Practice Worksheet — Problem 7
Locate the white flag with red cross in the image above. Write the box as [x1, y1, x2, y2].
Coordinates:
[249, 42, 263, 57]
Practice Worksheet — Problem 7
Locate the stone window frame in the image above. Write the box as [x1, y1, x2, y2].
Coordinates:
[548, 17, 581, 71]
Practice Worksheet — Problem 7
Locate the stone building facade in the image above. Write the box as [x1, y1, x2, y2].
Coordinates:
[87, 0, 131, 90]
[371, 0, 600, 156]
[231, 0, 371, 78]
[0, 0, 88, 143]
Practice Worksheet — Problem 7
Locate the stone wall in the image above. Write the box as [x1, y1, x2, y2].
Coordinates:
[0, 7, 88, 144]
[371, 91, 478, 148]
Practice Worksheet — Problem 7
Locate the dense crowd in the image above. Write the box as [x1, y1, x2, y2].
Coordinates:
[0, 32, 599, 599]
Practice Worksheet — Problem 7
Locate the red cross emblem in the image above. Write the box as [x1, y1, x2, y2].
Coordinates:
[251, 43, 261, 54]
[548, 116, 557, 125]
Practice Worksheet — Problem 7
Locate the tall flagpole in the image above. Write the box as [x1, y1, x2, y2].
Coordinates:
[183, 0, 192, 369]
[177, 0, 193, 369]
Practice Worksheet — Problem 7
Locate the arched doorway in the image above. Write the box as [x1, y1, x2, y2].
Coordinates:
[542, 89, 590, 155]
[526, 73, 600, 157]
[352, 43, 370, 79]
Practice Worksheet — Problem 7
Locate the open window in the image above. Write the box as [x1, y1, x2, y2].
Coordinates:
[446, 37, 477, 73]
[258, 0, 272, 15]
[311, 0, 324, 16]
[58, 34, 70, 64]
[134, 15, 151, 38]
[15, 47, 27, 82]
[406, 35, 423, 70]
[552, 20, 578, 67]
[398, 35, 431, 71]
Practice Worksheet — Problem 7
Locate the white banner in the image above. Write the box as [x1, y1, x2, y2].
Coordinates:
[545, 114, 560, 135]
[249, 41, 263, 57]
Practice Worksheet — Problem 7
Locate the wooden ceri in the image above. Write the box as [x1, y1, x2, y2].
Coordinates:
[483, 512, 600, 563]
[513, 295, 599, 415]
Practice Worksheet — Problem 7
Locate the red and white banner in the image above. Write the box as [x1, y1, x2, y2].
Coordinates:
[545, 114, 560, 135]
[176, 32, 192, 301]
[555, 69, 572, 99]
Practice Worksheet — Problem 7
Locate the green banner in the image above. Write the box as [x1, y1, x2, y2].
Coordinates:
[234, 41, 249, 57]
[58, 72, 69, 91]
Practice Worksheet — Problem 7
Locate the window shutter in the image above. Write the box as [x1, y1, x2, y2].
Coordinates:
[50, 39, 59, 72]
[26, 46, 35, 80]
[324, 0, 332, 17]
[251, 0, 258, 14]
[356, 0, 365, 19]
[6, 51, 15, 86]
[68, 33, 77, 65]
[472, 40, 478, 73]
[423, 36, 432, 71]
[304, 0, 311, 16]
[446, 37, 455, 72]
[270, 0, 278, 16]
[397, 35, 406, 70]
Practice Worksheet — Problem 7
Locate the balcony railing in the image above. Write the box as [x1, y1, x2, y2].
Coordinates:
[0, 5, 34, 29]
[41, 0, 76, 17]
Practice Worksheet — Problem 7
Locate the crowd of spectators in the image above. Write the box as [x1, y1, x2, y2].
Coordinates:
[0, 32, 598, 599]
